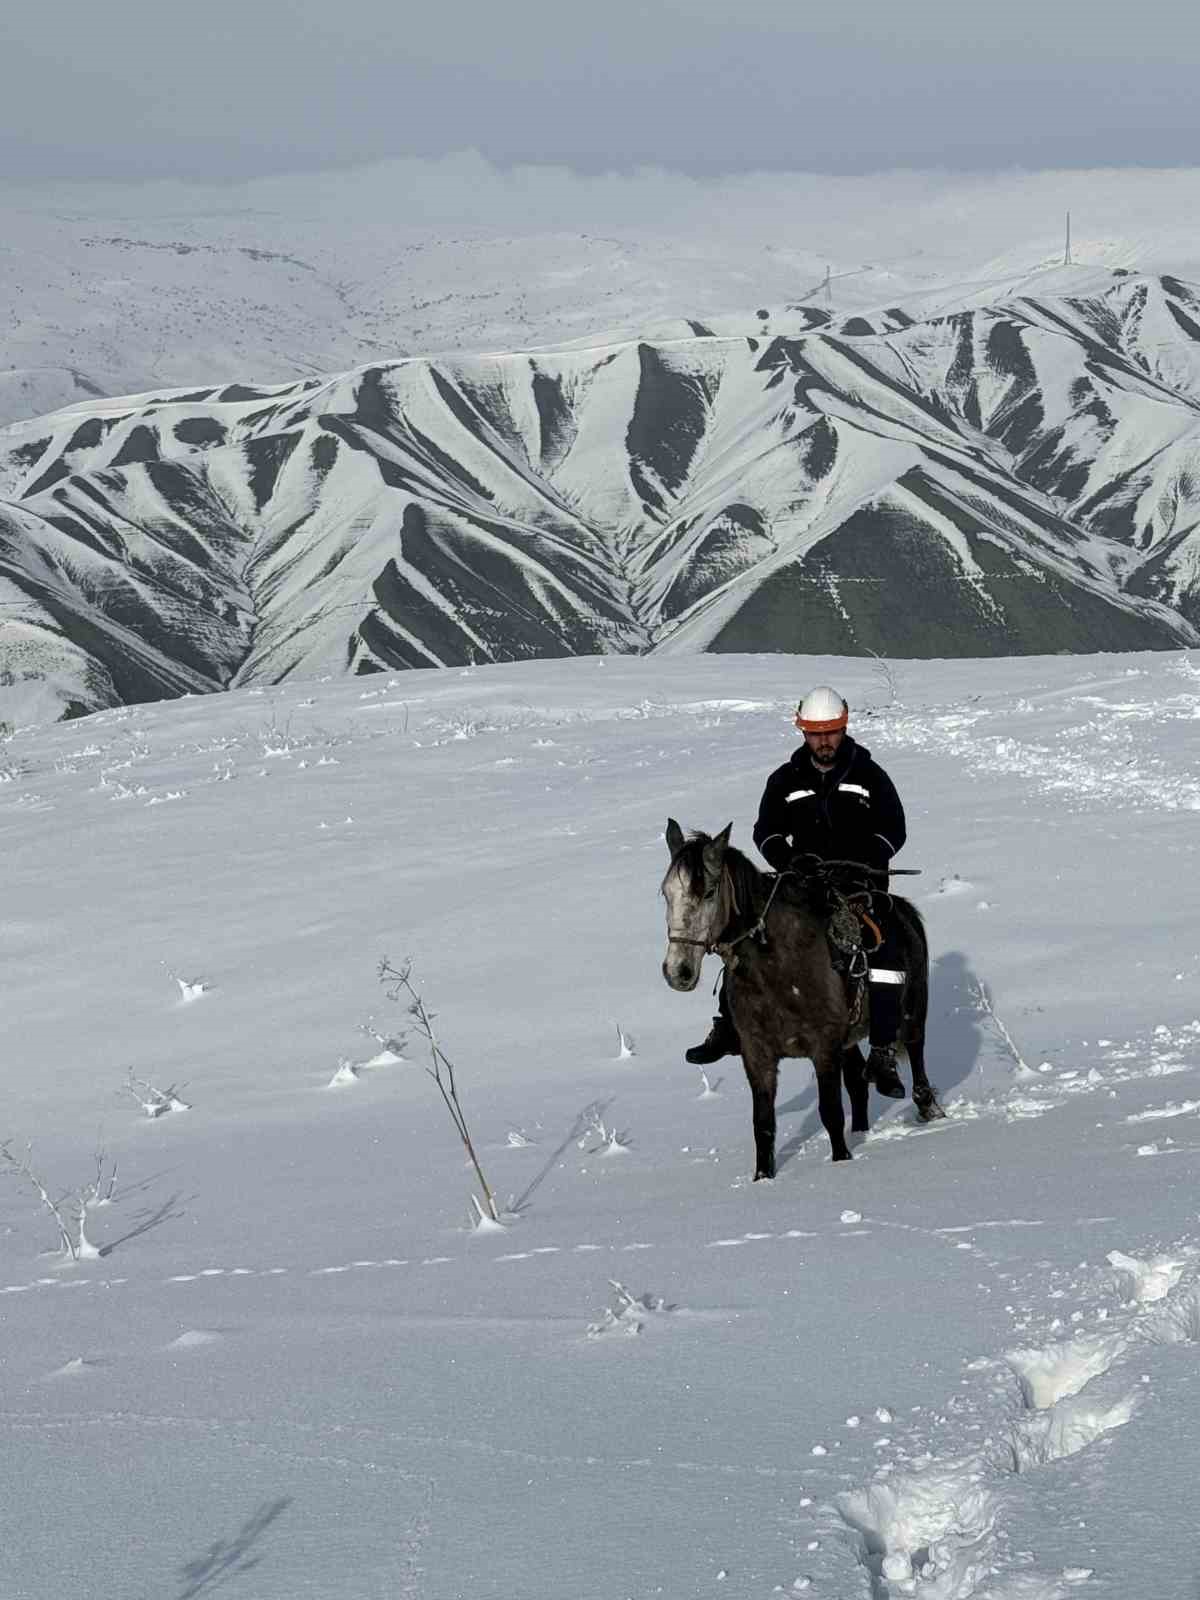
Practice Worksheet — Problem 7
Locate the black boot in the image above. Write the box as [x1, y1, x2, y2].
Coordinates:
[686, 1015, 740, 1065]
[865, 1044, 905, 1098]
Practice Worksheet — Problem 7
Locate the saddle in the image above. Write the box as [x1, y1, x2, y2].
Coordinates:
[794, 859, 888, 1020]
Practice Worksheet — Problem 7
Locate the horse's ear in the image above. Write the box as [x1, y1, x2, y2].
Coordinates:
[666, 817, 686, 857]
[702, 822, 732, 879]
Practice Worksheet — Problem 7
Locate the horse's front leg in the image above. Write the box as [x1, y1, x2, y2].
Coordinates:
[815, 1044, 853, 1161]
[740, 1044, 780, 1181]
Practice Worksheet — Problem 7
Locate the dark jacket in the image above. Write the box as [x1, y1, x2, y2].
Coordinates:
[752, 736, 906, 873]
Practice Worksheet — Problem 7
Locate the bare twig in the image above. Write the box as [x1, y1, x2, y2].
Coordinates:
[970, 979, 1033, 1076]
[378, 958, 499, 1221]
[579, 1106, 630, 1154]
[1, 1140, 78, 1259]
[90, 1146, 118, 1205]
[124, 1070, 191, 1118]
[858, 650, 898, 721]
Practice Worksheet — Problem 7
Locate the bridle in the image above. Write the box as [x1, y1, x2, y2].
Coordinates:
[666, 859, 792, 961]
[665, 861, 740, 956]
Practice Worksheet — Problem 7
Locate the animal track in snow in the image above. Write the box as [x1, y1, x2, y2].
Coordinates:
[1006, 1330, 1130, 1410]
[834, 1242, 1200, 1597]
[1007, 1386, 1139, 1473]
[1105, 1247, 1192, 1304]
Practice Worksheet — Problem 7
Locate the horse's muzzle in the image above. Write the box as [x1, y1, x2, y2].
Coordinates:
[662, 957, 701, 991]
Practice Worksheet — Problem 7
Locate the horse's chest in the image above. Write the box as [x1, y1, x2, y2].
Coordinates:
[729, 969, 843, 1057]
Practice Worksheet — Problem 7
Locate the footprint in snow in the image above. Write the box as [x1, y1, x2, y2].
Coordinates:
[1106, 1247, 1192, 1303]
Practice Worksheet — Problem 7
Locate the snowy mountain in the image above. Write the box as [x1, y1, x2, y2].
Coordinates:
[5, 271, 1200, 722]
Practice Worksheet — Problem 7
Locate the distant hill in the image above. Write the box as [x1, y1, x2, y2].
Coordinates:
[3, 271, 1200, 722]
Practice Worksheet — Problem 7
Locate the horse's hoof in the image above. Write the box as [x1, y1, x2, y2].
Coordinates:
[915, 1095, 946, 1122]
[753, 1170, 775, 1182]
[851, 1118, 869, 1134]
[832, 1147, 852, 1162]
[873, 1073, 906, 1100]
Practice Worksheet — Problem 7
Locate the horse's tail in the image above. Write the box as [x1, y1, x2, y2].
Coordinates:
[892, 895, 929, 1029]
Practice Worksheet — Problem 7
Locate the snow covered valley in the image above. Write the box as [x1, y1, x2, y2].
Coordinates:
[3, 647, 1200, 1597]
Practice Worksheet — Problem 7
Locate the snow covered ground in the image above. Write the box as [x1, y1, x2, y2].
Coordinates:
[3, 647, 1200, 1598]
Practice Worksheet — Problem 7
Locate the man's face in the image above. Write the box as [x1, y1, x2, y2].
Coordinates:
[804, 727, 845, 768]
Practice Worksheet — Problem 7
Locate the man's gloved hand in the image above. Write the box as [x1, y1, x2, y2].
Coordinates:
[760, 837, 793, 873]
[841, 830, 891, 873]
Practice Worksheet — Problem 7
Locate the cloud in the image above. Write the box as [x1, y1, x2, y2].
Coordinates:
[5, 0, 1200, 181]
[8, 156, 1199, 273]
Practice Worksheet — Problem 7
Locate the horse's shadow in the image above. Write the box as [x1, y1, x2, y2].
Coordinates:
[774, 949, 983, 1172]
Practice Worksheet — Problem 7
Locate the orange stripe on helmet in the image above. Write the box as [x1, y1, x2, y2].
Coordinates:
[794, 711, 848, 733]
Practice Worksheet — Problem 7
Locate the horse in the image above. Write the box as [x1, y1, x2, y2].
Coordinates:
[661, 819, 941, 1180]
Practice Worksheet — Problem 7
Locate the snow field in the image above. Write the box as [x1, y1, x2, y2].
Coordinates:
[2, 649, 1200, 1597]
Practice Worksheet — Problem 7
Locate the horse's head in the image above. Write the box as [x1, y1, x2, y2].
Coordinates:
[660, 818, 733, 990]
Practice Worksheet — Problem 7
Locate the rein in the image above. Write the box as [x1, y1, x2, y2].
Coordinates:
[717, 867, 786, 956]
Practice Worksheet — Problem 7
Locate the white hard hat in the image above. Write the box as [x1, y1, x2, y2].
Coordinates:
[795, 685, 848, 732]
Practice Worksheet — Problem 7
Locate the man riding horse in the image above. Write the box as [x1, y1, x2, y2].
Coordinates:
[686, 685, 910, 1098]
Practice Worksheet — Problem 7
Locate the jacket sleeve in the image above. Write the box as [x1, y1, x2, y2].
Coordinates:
[752, 771, 793, 872]
[866, 763, 906, 868]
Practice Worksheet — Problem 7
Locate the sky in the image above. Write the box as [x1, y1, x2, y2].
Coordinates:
[5, 0, 1200, 183]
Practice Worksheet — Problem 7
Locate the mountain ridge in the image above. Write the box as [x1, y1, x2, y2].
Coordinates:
[4, 270, 1200, 722]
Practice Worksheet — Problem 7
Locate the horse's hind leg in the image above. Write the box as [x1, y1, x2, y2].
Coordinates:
[740, 1046, 780, 1180]
[906, 1033, 945, 1122]
[842, 1045, 869, 1134]
[816, 1049, 852, 1162]
[897, 907, 943, 1122]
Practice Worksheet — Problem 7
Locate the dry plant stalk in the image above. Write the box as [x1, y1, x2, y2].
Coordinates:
[378, 958, 500, 1222]
[970, 978, 1033, 1075]
[1, 1139, 78, 1259]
